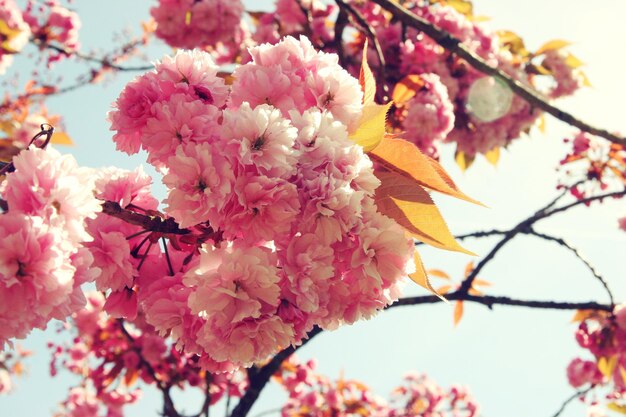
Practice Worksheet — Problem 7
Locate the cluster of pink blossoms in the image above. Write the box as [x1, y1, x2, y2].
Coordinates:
[23, 0, 81, 64]
[0, 0, 31, 74]
[50, 292, 247, 417]
[558, 131, 626, 230]
[147, 0, 583, 160]
[150, 0, 247, 64]
[277, 357, 479, 417]
[108, 36, 415, 369]
[0, 145, 101, 348]
[566, 306, 626, 409]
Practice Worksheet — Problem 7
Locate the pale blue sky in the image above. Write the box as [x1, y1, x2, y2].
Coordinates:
[2, 1, 626, 417]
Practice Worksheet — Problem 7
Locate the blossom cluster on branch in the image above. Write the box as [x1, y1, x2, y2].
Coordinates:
[107, 38, 415, 370]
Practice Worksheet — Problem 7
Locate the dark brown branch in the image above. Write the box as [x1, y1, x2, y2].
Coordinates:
[335, 0, 387, 94]
[101, 201, 191, 235]
[294, 0, 315, 41]
[370, 0, 626, 146]
[229, 327, 323, 417]
[524, 229, 614, 306]
[331, 7, 349, 68]
[459, 187, 626, 294]
[196, 373, 213, 417]
[391, 292, 612, 312]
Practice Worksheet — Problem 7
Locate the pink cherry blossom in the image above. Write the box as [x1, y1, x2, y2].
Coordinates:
[163, 142, 235, 228]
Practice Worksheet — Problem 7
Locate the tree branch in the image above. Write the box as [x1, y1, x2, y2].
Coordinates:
[34, 40, 153, 72]
[335, 0, 388, 95]
[391, 292, 612, 312]
[459, 187, 626, 294]
[229, 327, 323, 417]
[370, 0, 626, 146]
[551, 386, 592, 417]
[524, 229, 614, 306]
[101, 201, 191, 235]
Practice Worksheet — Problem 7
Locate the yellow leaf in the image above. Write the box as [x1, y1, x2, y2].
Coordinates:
[185, 11, 192, 25]
[468, 288, 483, 296]
[571, 309, 597, 323]
[598, 356, 618, 379]
[369, 136, 482, 205]
[464, 261, 474, 278]
[217, 71, 235, 85]
[565, 53, 584, 68]
[374, 171, 475, 255]
[468, 15, 491, 23]
[496, 30, 529, 57]
[392, 75, 425, 106]
[427, 269, 451, 280]
[349, 102, 392, 152]
[436, 285, 452, 294]
[535, 39, 572, 56]
[453, 301, 464, 326]
[408, 252, 448, 302]
[580, 71, 592, 87]
[485, 147, 500, 166]
[537, 114, 546, 133]
[445, 0, 473, 15]
[0, 20, 24, 53]
[51, 131, 74, 146]
[608, 403, 626, 415]
[455, 149, 475, 172]
[359, 39, 376, 106]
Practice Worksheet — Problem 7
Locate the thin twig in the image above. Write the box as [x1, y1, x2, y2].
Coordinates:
[524, 229, 614, 306]
[415, 229, 506, 246]
[117, 319, 181, 417]
[35, 41, 153, 72]
[370, 0, 626, 146]
[551, 386, 592, 417]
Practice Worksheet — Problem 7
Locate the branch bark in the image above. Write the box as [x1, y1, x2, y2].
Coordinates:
[229, 327, 322, 417]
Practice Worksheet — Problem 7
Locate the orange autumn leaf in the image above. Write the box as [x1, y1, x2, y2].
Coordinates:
[453, 301, 464, 326]
[369, 136, 482, 205]
[436, 285, 452, 294]
[391, 75, 425, 106]
[359, 39, 376, 106]
[408, 252, 448, 302]
[427, 269, 451, 280]
[50, 131, 74, 146]
[374, 171, 474, 255]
